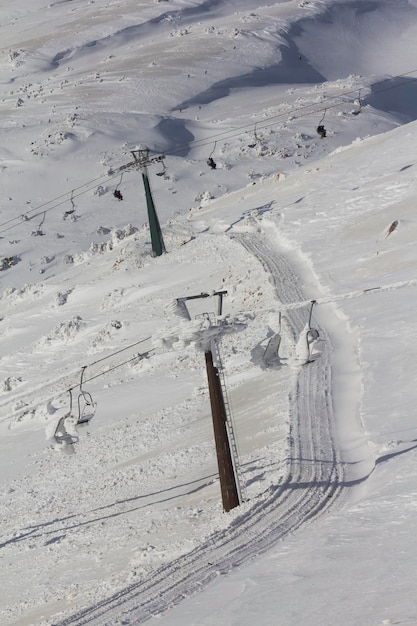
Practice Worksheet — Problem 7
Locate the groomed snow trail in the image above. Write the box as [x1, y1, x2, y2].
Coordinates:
[54, 224, 347, 626]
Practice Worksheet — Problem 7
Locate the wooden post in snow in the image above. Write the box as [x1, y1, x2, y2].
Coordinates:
[205, 349, 240, 512]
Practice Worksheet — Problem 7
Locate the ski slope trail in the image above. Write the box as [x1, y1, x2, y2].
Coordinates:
[55, 226, 347, 625]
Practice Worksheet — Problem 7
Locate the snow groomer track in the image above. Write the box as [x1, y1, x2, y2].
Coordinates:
[57, 228, 346, 626]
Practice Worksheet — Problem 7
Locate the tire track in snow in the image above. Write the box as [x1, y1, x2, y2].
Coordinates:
[55, 228, 346, 626]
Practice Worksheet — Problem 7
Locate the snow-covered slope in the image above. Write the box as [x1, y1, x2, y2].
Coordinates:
[1, 1, 417, 625]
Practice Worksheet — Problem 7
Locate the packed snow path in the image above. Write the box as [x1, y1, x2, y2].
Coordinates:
[55, 227, 346, 625]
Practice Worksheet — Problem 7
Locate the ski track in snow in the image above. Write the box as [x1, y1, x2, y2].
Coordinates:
[54, 226, 346, 625]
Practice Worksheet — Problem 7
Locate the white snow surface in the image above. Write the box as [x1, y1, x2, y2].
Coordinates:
[1, 1, 417, 625]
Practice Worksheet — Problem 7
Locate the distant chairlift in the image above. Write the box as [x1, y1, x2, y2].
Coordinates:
[305, 300, 320, 363]
[207, 142, 217, 169]
[31, 211, 46, 237]
[352, 89, 362, 116]
[155, 155, 167, 177]
[248, 122, 260, 148]
[316, 110, 327, 138]
[113, 173, 124, 200]
[63, 190, 77, 220]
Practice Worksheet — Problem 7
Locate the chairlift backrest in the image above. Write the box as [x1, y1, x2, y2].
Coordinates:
[77, 390, 96, 425]
[306, 327, 320, 342]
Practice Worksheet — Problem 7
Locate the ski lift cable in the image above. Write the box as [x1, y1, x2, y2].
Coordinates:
[164, 68, 417, 158]
[0, 170, 116, 230]
[10, 70, 417, 205]
[62, 335, 152, 389]
[0, 81, 388, 236]
[53, 280, 417, 420]
[2, 67, 417, 235]
[0, 169, 126, 234]
[166, 98, 340, 156]
[232, 278, 417, 321]
[67, 349, 155, 393]
[66, 335, 152, 392]
[0, 77, 354, 230]
[85, 335, 152, 369]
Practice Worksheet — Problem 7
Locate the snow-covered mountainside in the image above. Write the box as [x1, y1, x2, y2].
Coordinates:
[1, 1, 417, 625]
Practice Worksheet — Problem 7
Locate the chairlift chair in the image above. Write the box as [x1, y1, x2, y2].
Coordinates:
[63, 191, 77, 220]
[248, 122, 260, 148]
[54, 390, 79, 445]
[207, 142, 217, 169]
[305, 300, 320, 363]
[77, 393, 96, 425]
[316, 110, 327, 138]
[76, 366, 97, 425]
[113, 173, 124, 200]
[352, 89, 362, 116]
[31, 211, 46, 236]
[155, 155, 167, 177]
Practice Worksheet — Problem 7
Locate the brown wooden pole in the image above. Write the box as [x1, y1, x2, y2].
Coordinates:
[205, 350, 240, 512]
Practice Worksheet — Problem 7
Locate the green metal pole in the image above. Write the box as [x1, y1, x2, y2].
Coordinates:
[141, 168, 166, 257]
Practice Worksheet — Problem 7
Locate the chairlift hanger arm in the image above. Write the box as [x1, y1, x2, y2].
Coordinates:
[79, 365, 88, 393]
[208, 141, 217, 159]
[115, 172, 124, 190]
[308, 299, 316, 329]
[67, 336, 153, 394]
[66, 388, 74, 413]
[110, 151, 165, 176]
[66, 348, 156, 394]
